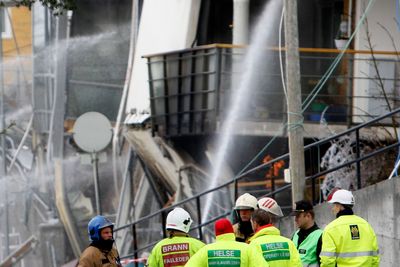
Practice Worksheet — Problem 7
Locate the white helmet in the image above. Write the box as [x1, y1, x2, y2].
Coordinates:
[258, 197, 284, 217]
[166, 208, 192, 233]
[328, 189, 354, 205]
[235, 193, 258, 210]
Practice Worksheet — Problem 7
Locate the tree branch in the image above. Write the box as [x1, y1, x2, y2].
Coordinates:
[365, 17, 398, 140]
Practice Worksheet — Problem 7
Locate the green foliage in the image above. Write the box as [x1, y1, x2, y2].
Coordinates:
[0, 0, 76, 14]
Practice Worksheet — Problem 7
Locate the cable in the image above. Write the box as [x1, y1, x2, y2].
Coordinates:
[302, 0, 376, 113]
[233, 0, 377, 178]
[235, 124, 287, 178]
[397, 0, 400, 31]
[112, 0, 139, 199]
[279, 6, 287, 99]
[234, 4, 300, 178]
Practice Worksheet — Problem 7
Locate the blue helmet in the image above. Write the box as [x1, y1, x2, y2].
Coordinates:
[88, 215, 114, 241]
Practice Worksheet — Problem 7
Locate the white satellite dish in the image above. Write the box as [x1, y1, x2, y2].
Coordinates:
[72, 112, 112, 153]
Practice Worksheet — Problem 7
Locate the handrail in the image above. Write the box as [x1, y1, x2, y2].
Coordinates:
[119, 211, 232, 260]
[143, 43, 400, 58]
[116, 106, 400, 259]
[116, 106, 400, 231]
[239, 107, 400, 179]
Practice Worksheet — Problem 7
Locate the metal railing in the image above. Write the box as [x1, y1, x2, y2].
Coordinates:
[115, 107, 400, 261]
[145, 44, 400, 137]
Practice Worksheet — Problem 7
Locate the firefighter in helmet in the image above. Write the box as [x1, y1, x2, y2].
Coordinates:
[233, 193, 258, 242]
[146, 207, 205, 266]
[77, 215, 122, 267]
[320, 189, 379, 266]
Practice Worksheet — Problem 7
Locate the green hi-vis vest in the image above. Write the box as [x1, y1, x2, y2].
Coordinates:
[207, 249, 241, 267]
[292, 229, 323, 267]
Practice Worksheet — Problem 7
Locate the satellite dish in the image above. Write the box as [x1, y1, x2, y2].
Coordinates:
[72, 112, 113, 153]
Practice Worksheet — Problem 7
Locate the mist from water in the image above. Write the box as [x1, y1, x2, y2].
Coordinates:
[202, 0, 283, 223]
[0, 26, 130, 224]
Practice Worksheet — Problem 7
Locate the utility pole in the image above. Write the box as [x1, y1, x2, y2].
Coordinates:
[284, 0, 305, 203]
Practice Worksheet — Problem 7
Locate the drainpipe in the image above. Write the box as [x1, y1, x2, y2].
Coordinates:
[112, 0, 139, 199]
[231, 0, 250, 105]
[52, 11, 83, 257]
[233, 0, 249, 45]
[0, 7, 10, 257]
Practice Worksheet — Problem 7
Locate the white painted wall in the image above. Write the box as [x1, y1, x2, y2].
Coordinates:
[125, 0, 201, 114]
[353, 0, 400, 122]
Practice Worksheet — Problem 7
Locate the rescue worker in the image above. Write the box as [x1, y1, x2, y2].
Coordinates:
[257, 197, 284, 219]
[77, 215, 122, 267]
[233, 193, 258, 242]
[291, 200, 323, 267]
[249, 203, 302, 267]
[320, 189, 379, 267]
[147, 207, 205, 266]
[185, 218, 269, 267]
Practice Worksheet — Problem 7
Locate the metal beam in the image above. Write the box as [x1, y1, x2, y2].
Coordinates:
[0, 236, 38, 267]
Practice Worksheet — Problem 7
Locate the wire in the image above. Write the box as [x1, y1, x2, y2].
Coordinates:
[235, 124, 287, 178]
[236, 4, 302, 178]
[397, 0, 400, 31]
[112, 0, 139, 200]
[279, 6, 287, 100]
[302, 0, 376, 113]
[233, 0, 377, 178]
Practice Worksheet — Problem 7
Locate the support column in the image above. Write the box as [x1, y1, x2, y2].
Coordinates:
[233, 0, 249, 45]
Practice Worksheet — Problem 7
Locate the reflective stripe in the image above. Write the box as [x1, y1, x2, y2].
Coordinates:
[338, 251, 379, 258]
[319, 252, 337, 257]
[320, 250, 379, 258]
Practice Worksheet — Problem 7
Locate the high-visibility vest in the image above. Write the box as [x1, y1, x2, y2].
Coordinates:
[147, 236, 205, 267]
[185, 233, 269, 267]
[292, 228, 323, 267]
[320, 214, 379, 267]
[249, 225, 302, 267]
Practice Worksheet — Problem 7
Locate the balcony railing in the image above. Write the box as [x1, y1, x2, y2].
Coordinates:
[145, 44, 400, 137]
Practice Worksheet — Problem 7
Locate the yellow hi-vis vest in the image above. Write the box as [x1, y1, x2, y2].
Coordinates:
[248, 225, 302, 267]
[147, 235, 205, 267]
[320, 214, 379, 267]
[185, 233, 269, 267]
